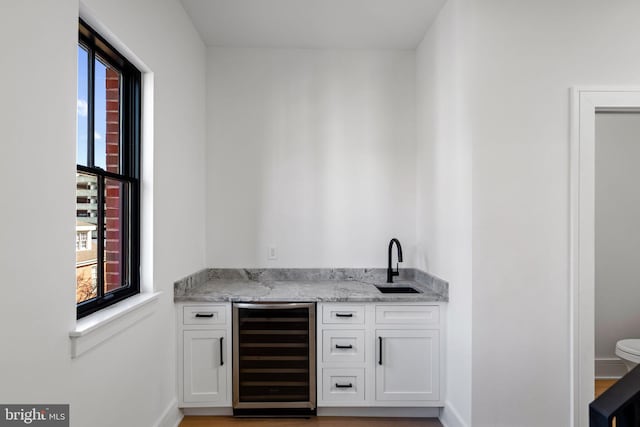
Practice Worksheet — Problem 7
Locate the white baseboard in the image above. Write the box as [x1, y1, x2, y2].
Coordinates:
[595, 358, 626, 379]
[439, 401, 468, 427]
[154, 399, 183, 427]
[317, 407, 439, 417]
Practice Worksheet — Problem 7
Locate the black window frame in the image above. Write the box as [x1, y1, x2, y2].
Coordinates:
[77, 19, 141, 319]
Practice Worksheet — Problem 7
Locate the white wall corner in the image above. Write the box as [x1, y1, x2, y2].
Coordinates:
[154, 398, 182, 427]
[439, 400, 469, 427]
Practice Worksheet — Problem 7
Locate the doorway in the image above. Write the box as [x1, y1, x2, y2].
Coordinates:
[570, 87, 640, 427]
[594, 110, 640, 383]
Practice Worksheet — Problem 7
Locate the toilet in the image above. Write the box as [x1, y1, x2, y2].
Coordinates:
[615, 339, 640, 372]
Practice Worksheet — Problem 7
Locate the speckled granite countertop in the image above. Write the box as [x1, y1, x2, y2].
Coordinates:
[174, 268, 448, 303]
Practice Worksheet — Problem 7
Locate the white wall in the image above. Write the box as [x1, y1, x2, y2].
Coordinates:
[416, 0, 472, 426]
[0, 1, 206, 426]
[0, 0, 78, 408]
[468, 1, 640, 425]
[595, 112, 640, 367]
[206, 48, 416, 268]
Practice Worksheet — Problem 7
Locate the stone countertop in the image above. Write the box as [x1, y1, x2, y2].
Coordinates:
[174, 268, 448, 303]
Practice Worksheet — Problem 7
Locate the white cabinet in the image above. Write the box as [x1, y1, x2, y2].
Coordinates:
[178, 304, 232, 407]
[177, 300, 443, 410]
[322, 304, 366, 325]
[317, 303, 368, 407]
[321, 368, 366, 403]
[183, 329, 228, 403]
[322, 329, 366, 363]
[317, 302, 444, 408]
[374, 304, 441, 404]
[375, 329, 439, 402]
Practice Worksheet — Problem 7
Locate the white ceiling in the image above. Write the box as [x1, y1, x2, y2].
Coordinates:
[180, 0, 446, 49]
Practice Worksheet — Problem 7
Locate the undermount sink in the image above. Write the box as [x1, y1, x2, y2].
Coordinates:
[374, 285, 422, 294]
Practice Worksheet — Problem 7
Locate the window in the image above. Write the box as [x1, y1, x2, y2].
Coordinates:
[76, 232, 88, 250]
[76, 19, 141, 318]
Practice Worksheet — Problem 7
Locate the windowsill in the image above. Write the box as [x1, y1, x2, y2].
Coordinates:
[70, 291, 161, 358]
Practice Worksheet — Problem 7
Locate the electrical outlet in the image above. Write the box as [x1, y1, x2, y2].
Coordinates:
[268, 246, 277, 260]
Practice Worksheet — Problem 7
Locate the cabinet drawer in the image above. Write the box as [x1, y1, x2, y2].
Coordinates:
[375, 305, 439, 325]
[183, 305, 227, 325]
[321, 368, 365, 403]
[322, 304, 365, 324]
[322, 330, 365, 363]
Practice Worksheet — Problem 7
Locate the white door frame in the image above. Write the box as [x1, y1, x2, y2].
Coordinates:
[570, 86, 640, 427]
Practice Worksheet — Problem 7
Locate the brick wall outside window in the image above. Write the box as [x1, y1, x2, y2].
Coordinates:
[104, 68, 121, 292]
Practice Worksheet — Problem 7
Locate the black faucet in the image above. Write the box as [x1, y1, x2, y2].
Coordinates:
[387, 238, 403, 283]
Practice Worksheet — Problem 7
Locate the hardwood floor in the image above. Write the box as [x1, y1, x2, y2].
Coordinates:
[179, 380, 618, 426]
[595, 379, 619, 427]
[595, 378, 618, 399]
[179, 416, 441, 427]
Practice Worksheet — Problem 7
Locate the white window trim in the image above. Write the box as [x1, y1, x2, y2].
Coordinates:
[70, 291, 161, 358]
[74, 8, 157, 360]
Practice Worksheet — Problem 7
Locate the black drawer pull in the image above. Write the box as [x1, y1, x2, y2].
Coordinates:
[335, 383, 353, 388]
[378, 336, 383, 365]
[335, 344, 353, 349]
[195, 313, 214, 318]
[335, 313, 353, 318]
[220, 337, 224, 366]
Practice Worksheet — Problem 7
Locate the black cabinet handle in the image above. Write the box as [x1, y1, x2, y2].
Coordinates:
[335, 383, 353, 388]
[335, 344, 353, 349]
[378, 336, 383, 365]
[335, 313, 353, 318]
[220, 337, 224, 366]
[195, 313, 214, 318]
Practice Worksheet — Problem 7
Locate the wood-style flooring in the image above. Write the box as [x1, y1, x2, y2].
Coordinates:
[179, 416, 441, 427]
[595, 379, 619, 427]
[179, 380, 618, 426]
[595, 378, 618, 399]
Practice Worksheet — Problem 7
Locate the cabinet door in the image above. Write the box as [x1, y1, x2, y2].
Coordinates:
[183, 330, 228, 403]
[375, 329, 439, 402]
